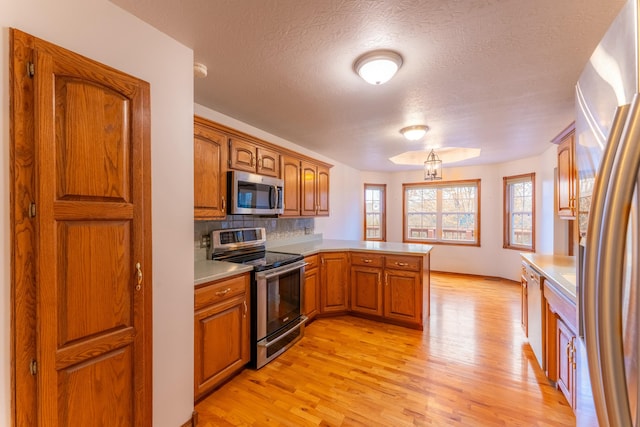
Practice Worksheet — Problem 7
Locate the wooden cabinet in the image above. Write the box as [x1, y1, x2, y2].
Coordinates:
[520, 262, 528, 336]
[194, 116, 228, 219]
[383, 256, 422, 326]
[554, 123, 576, 219]
[350, 253, 384, 316]
[304, 254, 320, 322]
[301, 161, 330, 216]
[544, 279, 578, 410]
[281, 154, 302, 217]
[194, 273, 250, 401]
[349, 253, 424, 327]
[556, 318, 576, 409]
[319, 252, 350, 313]
[229, 137, 280, 177]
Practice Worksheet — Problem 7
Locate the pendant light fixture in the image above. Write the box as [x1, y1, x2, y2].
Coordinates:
[400, 125, 429, 141]
[424, 149, 443, 181]
[354, 50, 403, 85]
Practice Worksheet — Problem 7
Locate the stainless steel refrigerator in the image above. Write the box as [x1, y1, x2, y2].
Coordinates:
[576, 0, 640, 425]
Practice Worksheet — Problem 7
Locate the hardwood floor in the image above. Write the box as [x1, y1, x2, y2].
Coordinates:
[195, 272, 575, 426]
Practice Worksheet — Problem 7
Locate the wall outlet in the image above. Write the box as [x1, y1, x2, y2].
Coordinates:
[200, 235, 211, 248]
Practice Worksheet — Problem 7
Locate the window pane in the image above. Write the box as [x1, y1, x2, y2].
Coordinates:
[504, 175, 534, 250]
[365, 185, 386, 241]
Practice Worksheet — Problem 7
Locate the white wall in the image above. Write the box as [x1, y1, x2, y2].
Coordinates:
[194, 103, 363, 240]
[1, 1, 195, 426]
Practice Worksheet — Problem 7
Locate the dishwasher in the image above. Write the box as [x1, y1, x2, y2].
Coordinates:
[526, 264, 545, 372]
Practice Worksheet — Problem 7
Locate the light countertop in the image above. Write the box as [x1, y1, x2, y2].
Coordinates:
[195, 237, 434, 286]
[520, 253, 576, 303]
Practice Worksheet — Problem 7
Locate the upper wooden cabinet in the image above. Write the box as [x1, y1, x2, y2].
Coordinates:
[194, 117, 228, 219]
[229, 137, 279, 177]
[281, 154, 302, 217]
[301, 161, 330, 216]
[553, 123, 576, 219]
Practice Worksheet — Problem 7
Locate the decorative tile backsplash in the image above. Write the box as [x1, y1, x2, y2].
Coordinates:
[194, 216, 314, 261]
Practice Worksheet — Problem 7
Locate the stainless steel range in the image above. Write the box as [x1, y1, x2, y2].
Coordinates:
[210, 227, 307, 369]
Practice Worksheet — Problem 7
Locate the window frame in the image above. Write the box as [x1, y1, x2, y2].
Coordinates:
[402, 179, 481, 247]
[503, 173, 535, 252]
[363, 183, 386, 241]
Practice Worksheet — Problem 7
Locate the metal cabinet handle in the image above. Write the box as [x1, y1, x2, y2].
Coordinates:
[363, 259, 372, 263]
[215, 288, 231, 296]
[395, 262, 409, 267]
[135, 262, 142, 291]
[221, 196, 226, 211]
[243, 300, 247, 317]
[384, 273, 388, 286]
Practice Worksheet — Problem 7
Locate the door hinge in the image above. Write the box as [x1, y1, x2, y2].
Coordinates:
[27, 62, 35, 78]
[28, 202, 36, 218]
[29, 359, 37, 376]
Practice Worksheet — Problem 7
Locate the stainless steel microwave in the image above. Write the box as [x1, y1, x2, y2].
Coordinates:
[228, 171, 284, 215]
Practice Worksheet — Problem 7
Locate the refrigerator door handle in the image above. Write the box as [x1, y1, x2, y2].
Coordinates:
[597, 93, 640, 427]
[583, 102, 630, 427]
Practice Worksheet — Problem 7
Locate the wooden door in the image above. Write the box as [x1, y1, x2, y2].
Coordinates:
[557, 133, 575, 218]
[194, 117, 228, 219]
[384, 269, 421, 325]
[350, 266, 383, 316]
[256, 146, 279, 177]
[281, 155, 301, 217]
[229, 137, 256, 173]
[11, 29, 152, 426]
[319, 252, 349, 313]
[316, 164, 330, 216]
[300, 161, 317, 216]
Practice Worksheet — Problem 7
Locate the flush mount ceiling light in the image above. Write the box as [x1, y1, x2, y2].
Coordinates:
[424, 149, 443, 181]
[354, 49, 403, 85]
[194, 62, 208, 78]
[400, 125, 430, 141]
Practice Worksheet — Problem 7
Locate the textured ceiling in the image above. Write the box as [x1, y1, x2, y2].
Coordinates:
[111, 0, 625, 171]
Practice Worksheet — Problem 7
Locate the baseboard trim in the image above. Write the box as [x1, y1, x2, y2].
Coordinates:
[181, 410, 198, 427]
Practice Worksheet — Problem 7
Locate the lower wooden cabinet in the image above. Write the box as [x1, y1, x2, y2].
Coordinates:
[304, 254, 320, 322]
[556, 318, 576, 408]
[320, 252, 350, 313]
[384, 268, 421, 325]
[194, 273, 250, 401]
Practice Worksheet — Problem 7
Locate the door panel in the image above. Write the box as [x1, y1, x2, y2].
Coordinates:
[11, 29, 151, 426]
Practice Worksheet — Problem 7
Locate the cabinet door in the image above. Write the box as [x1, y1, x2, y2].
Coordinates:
[557, 132, 576, 218]
[384, 269, 421, 325]
[281, 155, 301, 216]
[316, 164, 330, 216]
[557, 317, 575, 408]
[194, 293, 249, 400]
[320, 252, 350, 313]
[351, 266, 383, 316]
[304, 266, 320, 322]
[257, 146, 280, 177]
[521, 264, 528, 336]
[194, 118, 228, 219]
[229, 137, 257, 173]
[301, 161, 318, 216]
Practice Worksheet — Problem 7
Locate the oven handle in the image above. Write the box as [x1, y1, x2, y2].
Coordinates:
[257, 315, 308, 348]
[255, 261, 307, 280]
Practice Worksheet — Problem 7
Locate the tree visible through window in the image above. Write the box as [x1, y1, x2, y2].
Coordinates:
[403, 180, 480, 245]
[364, 184, 386, 241]
[503, 173, 535, 251]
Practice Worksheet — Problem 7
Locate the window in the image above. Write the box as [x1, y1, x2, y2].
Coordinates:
[503, 173, 535, 251]
[403, 180, 480, 246]
[364, 184, 386, 241]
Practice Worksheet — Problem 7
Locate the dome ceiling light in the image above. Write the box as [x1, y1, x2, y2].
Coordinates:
[194, 62, 208, 78]
[354, 50, 403, 85]
[400, 125, 430, 141]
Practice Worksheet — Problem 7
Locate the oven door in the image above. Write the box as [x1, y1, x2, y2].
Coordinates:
[255, 260, 306, 340]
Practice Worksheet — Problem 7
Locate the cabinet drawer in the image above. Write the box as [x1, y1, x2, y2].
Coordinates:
[351, 252, 383, 267]
[304, 254, 319, 270]
[385, 255, 421, 272]
[195, 274, 248, 310]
